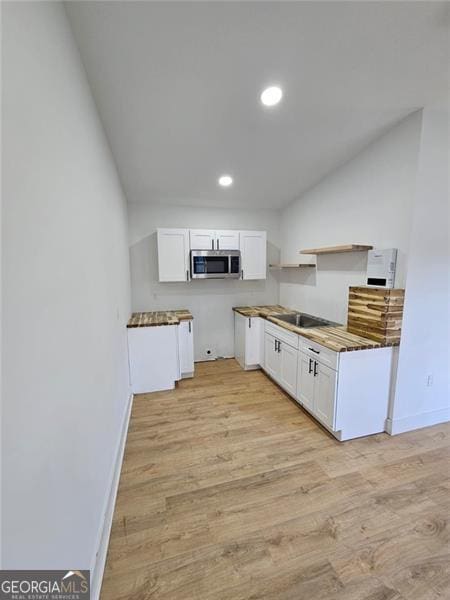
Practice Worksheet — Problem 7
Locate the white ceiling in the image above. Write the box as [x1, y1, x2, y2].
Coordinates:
[66, 1, 449, 209]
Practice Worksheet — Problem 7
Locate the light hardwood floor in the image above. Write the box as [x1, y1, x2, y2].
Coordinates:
[101, 359, 450, 600]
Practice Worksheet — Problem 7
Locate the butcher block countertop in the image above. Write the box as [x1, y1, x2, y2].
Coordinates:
[233, 305, 399, 352]
[232, 305, 294, 318]
[127, 309, 193, 328]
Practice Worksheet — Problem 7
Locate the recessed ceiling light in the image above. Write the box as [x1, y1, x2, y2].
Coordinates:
[218, 175, 233, 187]
[260, 86, 283, 107]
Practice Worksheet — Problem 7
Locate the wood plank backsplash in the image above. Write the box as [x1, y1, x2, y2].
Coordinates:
[347, 286, 405, 344]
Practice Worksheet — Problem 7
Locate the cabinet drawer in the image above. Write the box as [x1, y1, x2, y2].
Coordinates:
[265, 321, 299, 349]
[298, 336, 339, 371]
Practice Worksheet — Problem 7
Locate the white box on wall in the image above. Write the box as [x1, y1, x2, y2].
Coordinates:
[366, 248, 397, 288]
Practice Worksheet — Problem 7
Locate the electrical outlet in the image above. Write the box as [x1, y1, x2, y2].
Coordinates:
[203, 347, 217, 361]
[426, 374, 433, 387]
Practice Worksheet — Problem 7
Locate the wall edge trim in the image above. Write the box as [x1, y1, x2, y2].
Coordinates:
[90, 391, 134, 600]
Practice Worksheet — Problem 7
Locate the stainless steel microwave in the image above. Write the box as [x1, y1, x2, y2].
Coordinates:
[190, 249, 241, 279]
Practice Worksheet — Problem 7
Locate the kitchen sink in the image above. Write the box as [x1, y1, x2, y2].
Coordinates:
[273, 312, 339, 328]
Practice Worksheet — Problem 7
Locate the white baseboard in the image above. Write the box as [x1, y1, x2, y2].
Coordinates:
[195, 355, 235, 363]
[386, 407, 450, 435]
[90, 392, 134, 600]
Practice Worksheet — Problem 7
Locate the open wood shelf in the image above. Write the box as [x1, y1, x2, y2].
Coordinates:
[269, 263, 316, 269]
[300, 244, 373, 255]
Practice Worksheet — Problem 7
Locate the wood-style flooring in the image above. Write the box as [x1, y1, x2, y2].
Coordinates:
[101, 359, 450, 600]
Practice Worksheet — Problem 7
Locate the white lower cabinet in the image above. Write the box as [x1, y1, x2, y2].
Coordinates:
[235, 313, 263, 370]
[297, 351, 337, 430]
[297, 352, 315, 412]
[128, 320, 195, 393]
[264, 332, 298, 396]
[264, 333, 281, 379]
[128, 325, 180, 394]
[178, 320, 194, 378]
[314, 362, 337, 429]
[279, 342, 298, 396]
[262, 321, 395, 441]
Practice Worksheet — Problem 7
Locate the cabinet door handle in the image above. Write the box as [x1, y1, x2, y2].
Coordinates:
[248, 318, 251, 328]
[186, 269, 189, 281]
[188, 321, 191, 333]
[217, 239, 220, 250]
[274, 339, 277, 352]
[313, 361, 318, 376]
[278, 340, 282, 353]
[211, 239, 214, 250]
[308, 358, 313, 373]
[241, 269, 244, 280]
[308, 347, 320, 354]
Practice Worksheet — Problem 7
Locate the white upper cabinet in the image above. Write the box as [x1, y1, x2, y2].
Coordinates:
[215, 230, 240, 250]
[189, 229, 216, 250]
[157, 228, 190, 282]
[240, 231, 267, 280]
[157, 227, 267, 282]
[190, 229, 240, 250]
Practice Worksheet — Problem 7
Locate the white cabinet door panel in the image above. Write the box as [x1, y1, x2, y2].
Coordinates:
[128, 325, 179, 393]
[190, 229, 215, 250]
[245, 317, 261, 367]
[297, 352, 315, 411]
[239, 231, 267, 280]
[264, 333, 280, 380]
[235, 314, 263, 370]
[279, 342, 298, 396]
[234, 312, 246, 369]
[178, 320, 194, 378]
[216, 230, 240, 250]
[157, 228, 189, 282]
[314, 362, 337, 429]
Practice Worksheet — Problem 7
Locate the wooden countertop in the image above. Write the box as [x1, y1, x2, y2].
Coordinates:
[233, 305, 399, 352]
[127, 309, 193, 328]
[232, 305, 294, 318]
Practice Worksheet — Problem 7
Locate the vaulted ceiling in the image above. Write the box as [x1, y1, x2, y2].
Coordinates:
[66, 1, 449, 209]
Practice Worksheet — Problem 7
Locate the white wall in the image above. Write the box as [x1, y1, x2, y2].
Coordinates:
[389, 95, 450, 433]
[278, 106, 449, 434]
[2, 0, 131, 579]
[128, 203, 280, 360]
[279, 112, 422, 324]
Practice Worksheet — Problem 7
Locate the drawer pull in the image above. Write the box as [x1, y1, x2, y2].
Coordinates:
[308, 347, 320, 354]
